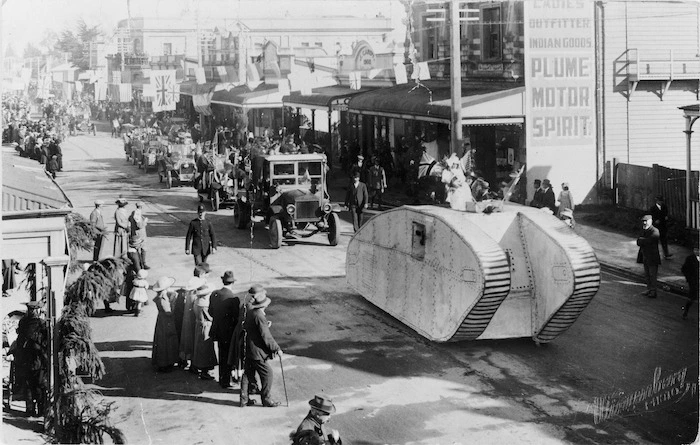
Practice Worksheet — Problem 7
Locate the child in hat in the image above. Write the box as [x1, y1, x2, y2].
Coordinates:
[129, 269, 149, 316]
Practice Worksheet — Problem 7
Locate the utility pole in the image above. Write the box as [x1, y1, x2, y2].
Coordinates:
[449, 0, 462, 154]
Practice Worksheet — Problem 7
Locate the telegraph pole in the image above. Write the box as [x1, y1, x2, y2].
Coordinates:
[449, 0, 462, 154]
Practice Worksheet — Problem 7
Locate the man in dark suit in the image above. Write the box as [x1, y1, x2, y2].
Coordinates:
[239, 285, 281, 408]
[541, 179, 557, 214]
[185, 205, 217, 265]
[345, 171, 369, 232]
[209, 270, 239, 388]
[530, 179, 543, 208]
[649, 195, 672, 259]
[89, 200, 107, 262]
[637, 214, 661, 298]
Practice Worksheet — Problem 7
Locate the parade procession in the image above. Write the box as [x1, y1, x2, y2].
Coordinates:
[1, 1, 699, 444]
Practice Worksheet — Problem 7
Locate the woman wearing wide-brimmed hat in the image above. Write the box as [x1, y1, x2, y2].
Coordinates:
[151, 277, 179, 372]
[192, 282, 218, 379]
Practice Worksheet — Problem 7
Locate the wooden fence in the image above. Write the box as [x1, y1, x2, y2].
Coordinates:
[615, 163, 699, 229]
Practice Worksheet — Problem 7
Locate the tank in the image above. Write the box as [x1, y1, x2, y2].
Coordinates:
[345, 203, 600, 343]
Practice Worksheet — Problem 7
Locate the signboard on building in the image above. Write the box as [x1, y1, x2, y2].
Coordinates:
[524, 0, 597, 204]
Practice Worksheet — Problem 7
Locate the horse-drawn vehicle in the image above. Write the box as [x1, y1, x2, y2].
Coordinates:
[233, 153, 341, 248]
[158, 143, 197, 188]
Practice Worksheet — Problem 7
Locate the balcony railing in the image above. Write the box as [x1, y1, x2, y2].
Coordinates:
[627, 49, 700, 99]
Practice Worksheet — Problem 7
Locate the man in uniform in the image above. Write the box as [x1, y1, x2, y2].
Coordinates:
[185, 205, 217, 265]
[89, 200, 107, 261]
[209, 270, 239, 388]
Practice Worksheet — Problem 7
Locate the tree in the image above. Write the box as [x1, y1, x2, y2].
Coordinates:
[23, 43, 43, 59]
[54, 18, 103, 70]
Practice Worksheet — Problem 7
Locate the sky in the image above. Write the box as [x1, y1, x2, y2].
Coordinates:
[1, 0, 404, 57]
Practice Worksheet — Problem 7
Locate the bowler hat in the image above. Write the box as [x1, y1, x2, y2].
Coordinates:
[249, 284, 271, 308]
[308, 395, 336, 414]
[641, 214, 653, 221]
[152, 276, 176, 292]
[221, 270, 236, 284]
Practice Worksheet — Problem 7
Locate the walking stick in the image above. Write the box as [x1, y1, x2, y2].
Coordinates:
[279, 354, 289, 407]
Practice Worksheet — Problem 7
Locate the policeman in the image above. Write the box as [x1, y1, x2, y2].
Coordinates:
[185, 205, 217, 265]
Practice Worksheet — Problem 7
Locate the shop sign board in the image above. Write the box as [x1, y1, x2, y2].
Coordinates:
[524, 0, 597, 204]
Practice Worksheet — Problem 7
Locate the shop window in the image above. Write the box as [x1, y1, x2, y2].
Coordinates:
[315, 42, 323, 47]
[481, 6, 502, 61]
[163, 43, 172, 56]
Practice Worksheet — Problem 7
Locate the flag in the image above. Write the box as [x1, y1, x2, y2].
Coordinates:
[195, 67, 206, 84]
[418, 150, 438, 179]
[216, 66, 227, 81]
[394, 63, 408, 85]
[75, 81, 83, 93]
[278, 79, 290, 95]
[193, 91, 213, 116]
[417, 62, 431, 80]
[246, 62, 261, 90]
[287, 72, 303, 91]
[119, 83, 132, 102]
[170, 82, 180, 103]
[368, 68, 383, 80]
[350, 71, 361, 90]
[152, 70, 176, 112]
[95, 82, 108, 101]
[112, 71, 121, 84]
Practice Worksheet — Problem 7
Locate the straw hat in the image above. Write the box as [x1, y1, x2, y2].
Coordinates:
[185, 277, 204, 291]
[136, 269, 149, 279]
[152, 276, 176, 292]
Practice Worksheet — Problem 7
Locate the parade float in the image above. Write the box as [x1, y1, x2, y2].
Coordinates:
[346, 166, 600, 344]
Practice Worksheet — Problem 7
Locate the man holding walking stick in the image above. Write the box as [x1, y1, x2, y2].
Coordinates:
[239, 284, 282, 408]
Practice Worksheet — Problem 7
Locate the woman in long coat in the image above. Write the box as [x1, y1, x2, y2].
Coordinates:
[179, 277, 201, 372]
[192, 284, 217, 379]
[151, 277, 179, 372]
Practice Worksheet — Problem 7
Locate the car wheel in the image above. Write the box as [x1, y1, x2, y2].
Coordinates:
[328, 213, 340, 246]
[269, 216, 282, 249]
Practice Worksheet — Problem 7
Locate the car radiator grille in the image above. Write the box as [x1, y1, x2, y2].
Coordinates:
[295, 200, 317, 219]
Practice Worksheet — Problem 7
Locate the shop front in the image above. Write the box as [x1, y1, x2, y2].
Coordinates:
[347, 80, 526, 201]
[283, 85, 377, 167]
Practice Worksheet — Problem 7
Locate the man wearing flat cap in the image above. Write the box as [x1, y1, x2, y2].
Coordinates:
[291, 394, 342, 445]
[209, 270, 239, 388]
[239, 284, 282, 408]
[637, 214, 661, 298]
[89, 200, 107, 261]
[185, 205, 217, 265]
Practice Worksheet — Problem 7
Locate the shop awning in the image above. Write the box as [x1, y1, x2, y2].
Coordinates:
[179, 80, 218, 96]
[283, 86, 376, 111]
[348, 80, 525, 125]
[211, 83, 284, 109]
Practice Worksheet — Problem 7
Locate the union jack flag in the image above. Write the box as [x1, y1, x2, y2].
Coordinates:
[152, 70, 176, 112]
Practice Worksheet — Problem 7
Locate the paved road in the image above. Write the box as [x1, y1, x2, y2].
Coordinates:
[15, 132, 698, 444]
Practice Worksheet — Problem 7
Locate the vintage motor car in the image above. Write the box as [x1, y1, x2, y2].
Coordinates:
[233, 153, 341, 248]
[139, 140, 161, 173]
[158, 143, 197, 188]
